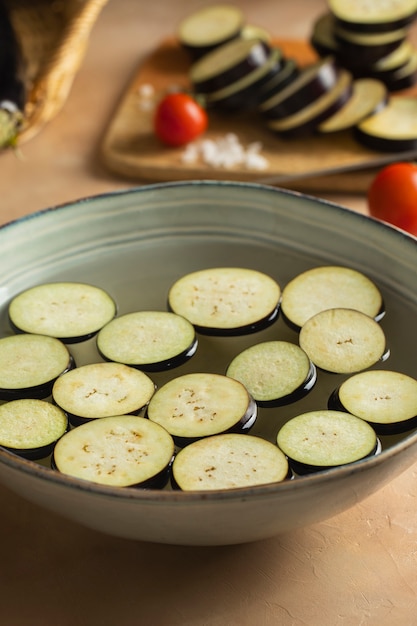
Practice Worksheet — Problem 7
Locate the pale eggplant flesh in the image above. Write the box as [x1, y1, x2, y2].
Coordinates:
[146, 372, 257, 447]
[354, 96, 417, 151]
[328, 370, 417, 435]
[277, 410, 381, 475]
[178, 4, 245, 60]
[167, 267, 281, 336]
[0, 399, 69, 461]
[226, 341, 317, 408]
[171, 433, 290, 491]
[96, 310, 198, 372]
[52, 415, 175, 489]
[8, 282, 117, 344]
[328, 0, 417, 33]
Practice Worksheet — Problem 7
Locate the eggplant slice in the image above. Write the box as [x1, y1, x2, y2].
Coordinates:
[277, 409, 380, 474]
[0, 398, 68, 461]
[167, 267, 280, 336]
[259, 56, 340, 120]
[328, 0, 417, 33]
[53, 415, 175, 488]
[52, 362, 155, 425]
[190, 37, 271, 94]
[328, 370, 417, 435]
[333, 23, 408, 66]
[354, 96, 417, 151]
[299, 308, 388, 375]
[8, 282, 117, 344]
[178, 4, 245, 60]
[96, 310, 197, 372]
[226, 340, 316, 407]
[280, 265, 385, 331]
[267, 69, 353, 137]
[172, 433, 290, 491]
[204, 46, 284, 111]
[0, 333, 74, 401]
[146, 372, 257, 446]
[318, 77, 388, 133]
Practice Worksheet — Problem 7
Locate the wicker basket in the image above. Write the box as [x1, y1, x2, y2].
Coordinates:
[4, 0, 108, 144]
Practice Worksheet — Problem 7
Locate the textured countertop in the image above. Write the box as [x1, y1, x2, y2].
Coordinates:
[1, 2, 417, 624]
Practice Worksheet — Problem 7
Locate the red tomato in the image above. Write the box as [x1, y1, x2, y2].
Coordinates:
[367, 162, 417, 236]
[154, 92, 208, 147]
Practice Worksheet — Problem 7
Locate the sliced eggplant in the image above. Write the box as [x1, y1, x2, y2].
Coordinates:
[318, 77, 388, 133]
[310, 13, 340, 58]
[241, 24, 272, 44]
[167, 267, 280, 336]
[299, 308, 388, 375]
[277, 409, 380, 474]
[97, 310, 197, 372]
[8, 282, 117, 344]
[0, 398, 68, 460]
[267, 69, 353, 138]
[334, 23, 408, 66]
[259, 56, 340, 120]
[171, 433, 290, 491]
[52, 362, 155, 426]
[257, 58, 300, 105]
[146, 372, 257, 446]
[190, 37, 271, 95]
[52, 415, 175, 488]
[354, 96, 417, 151]
[373, 49, 417, 90]
[280, 265, 385, 331]
[328, 370, 417, 435]
[372, 38, 415, 73]
[328, 0, 417, 33]
[0, 333, 74, 401]
[177, 4, 245, 60]
[226, 341, 316, 407]
[204, 46, 284, 111]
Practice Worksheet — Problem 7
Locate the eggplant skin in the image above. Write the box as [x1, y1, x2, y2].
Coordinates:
[0, 0, 26, 147]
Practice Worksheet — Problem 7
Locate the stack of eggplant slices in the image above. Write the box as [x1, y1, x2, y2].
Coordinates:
[179, 1, 417, 151]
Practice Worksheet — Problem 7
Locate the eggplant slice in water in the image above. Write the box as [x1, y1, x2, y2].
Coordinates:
[8, 282, 117, 343]
[299, 308, 388, 375]
[328, 370, 417, 435]
[172, 433, 290, 491]
[280, 265, 385, 331]
[0, 333, 74, 401]
[277, 409, 380, 474]
[167, 267, 280, 336]
[0, 398, 68, 461]
[146, 372, 257, 447]
[96, 310, 197, 372]
[53, 415, 175, 489]
[226, 341, 316, 407]
[52, 362, 155, 426]
[267, 68, 353, 137]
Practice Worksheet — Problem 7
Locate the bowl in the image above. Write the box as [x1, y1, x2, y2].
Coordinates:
[1, 180, 417, 546]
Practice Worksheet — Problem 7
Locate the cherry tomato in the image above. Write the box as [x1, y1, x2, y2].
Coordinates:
[367, 162, 417, 236]
[154, 92, 208, 147]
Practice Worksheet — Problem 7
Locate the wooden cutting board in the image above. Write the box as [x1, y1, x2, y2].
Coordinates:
[100, 37, 417, 192]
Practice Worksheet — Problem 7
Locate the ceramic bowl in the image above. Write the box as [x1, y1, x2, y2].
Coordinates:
[1, 181, 417, 546]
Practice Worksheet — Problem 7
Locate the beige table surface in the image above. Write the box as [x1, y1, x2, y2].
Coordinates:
[1, 2, 417, 625]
